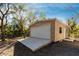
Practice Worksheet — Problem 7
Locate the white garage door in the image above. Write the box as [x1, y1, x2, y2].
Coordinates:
[30, 24, 51, 39]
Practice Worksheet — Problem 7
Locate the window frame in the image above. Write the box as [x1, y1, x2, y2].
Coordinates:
[59, 27, 62, 34]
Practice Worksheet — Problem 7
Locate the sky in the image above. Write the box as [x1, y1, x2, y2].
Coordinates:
[26, 3, 79, 23]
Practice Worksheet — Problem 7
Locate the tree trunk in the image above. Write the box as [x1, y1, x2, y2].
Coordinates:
[0, 4, 9, 42]
[1, 19, 5, 42]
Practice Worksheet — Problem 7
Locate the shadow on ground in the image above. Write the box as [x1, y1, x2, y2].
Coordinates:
[14, 41, 79, 56]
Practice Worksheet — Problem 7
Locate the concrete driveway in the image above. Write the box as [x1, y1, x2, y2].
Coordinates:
[18, 37, 52, 51]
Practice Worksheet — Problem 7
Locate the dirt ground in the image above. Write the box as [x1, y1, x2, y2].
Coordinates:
[0, 37, 23, 56]
[0, 46, 14, 56]
[1, 40, 79, 56]
[14, 40, 79, 56]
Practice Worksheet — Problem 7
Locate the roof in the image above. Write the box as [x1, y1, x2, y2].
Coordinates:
[30, 18, 68, 28]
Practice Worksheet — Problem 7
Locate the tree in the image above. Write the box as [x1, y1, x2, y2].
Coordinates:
[0, 3, 10, 41]
[39, 10, 46, 21]
[6, 24, 14, 38]
[67, 5, 79, 38]
[26, 10, 46, 26]
[75, 25, 79, 37]
[12, 4, 27, 37]
[67, 18, 79, 38]
[26, 10, 37, 26]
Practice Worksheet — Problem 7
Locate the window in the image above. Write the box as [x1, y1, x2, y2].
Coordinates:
[59, 27, 62, 33]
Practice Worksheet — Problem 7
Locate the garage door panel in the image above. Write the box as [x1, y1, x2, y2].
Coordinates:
[30, 24, 51, 39]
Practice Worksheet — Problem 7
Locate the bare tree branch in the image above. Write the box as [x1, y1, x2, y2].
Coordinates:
[4, 4, 9, 15]
[0, 9, 3, 15]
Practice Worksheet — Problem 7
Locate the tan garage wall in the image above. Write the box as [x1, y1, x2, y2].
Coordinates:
[30, 19, 68, 42]
[51, 20, 55, 41]
[54, 20, 67, 42]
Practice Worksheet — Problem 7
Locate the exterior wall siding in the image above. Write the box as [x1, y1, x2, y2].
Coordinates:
[51, 20, 55, 41]
[54, 20, 66, 42]
[30, 19, 68, 42]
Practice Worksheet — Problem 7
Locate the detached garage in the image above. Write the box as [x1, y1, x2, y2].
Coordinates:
[30, 18, 68, 42]
[18, 18, 68, 51]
